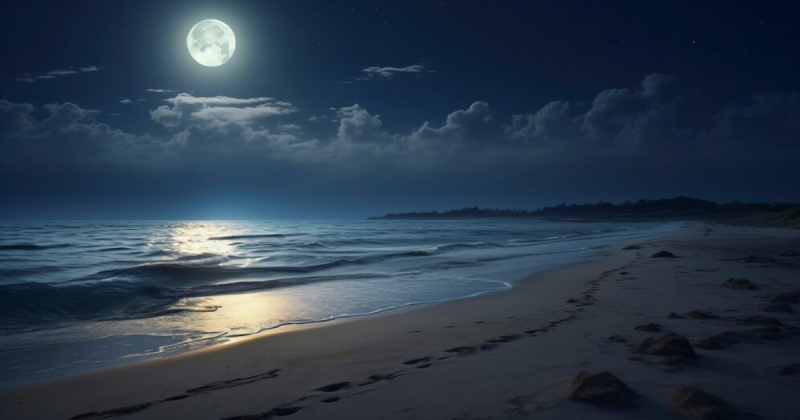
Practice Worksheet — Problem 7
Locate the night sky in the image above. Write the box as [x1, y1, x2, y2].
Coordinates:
[1, 1, 798, 219]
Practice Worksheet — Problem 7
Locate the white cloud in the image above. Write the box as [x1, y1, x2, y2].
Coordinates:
[151, 93, 298, 127]
[145, 88, 173, 93]
[192, 105, 295, 122]
[335, 104, 387, 143]
[165, 94, 275, 106]
[120, 99, 134, 104]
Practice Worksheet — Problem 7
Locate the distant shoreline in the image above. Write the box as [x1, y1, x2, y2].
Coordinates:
[368, 196, 800, 228]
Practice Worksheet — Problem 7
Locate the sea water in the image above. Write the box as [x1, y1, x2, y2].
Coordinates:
[0, 219, 677, 387]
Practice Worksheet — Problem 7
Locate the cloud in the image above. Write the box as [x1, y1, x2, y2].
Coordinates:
[278, 124, 303, 132]
[145, 88, 173, 93]
[15, 66, 102, 83]
[506, 74, 685, 151]
[47, 70, 78, 76]
[2, 74, 798, 209]
[354, 63, 434, 81]
[410, 101, 495, 146]
[150, 94, 297, 127]
[0, 100, 163, 166]
[119, 99, 134, 104]
[165, 94, 275, 105]
[335, 104, 387, 143]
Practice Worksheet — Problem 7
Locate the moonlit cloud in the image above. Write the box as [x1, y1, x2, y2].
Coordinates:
[150, 94, 298, 127]
[191, 105, 296, 122]
[165, 94, 275, 106]
[354, 64, 434, 81]
[145, 88, 172, 93]
[119, 99, 134, 104]
[15, 66, 102, 83]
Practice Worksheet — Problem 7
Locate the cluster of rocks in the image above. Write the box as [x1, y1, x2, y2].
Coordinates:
[568, 371, 737, 419]
[566, 243, 798, 418]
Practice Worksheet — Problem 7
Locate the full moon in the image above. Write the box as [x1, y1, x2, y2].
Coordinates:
[187, 19, 236, 67]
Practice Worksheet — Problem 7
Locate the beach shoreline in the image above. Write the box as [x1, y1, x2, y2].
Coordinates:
[1, 222, 798, 420]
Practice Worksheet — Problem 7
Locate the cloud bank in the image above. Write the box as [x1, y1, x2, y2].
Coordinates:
[1, 74, 798, 215]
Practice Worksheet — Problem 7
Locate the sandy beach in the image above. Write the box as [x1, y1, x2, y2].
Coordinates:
[1, 222, 798, 420]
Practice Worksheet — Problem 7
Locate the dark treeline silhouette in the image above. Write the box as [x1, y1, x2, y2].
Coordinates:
[369, 197, 800, 228]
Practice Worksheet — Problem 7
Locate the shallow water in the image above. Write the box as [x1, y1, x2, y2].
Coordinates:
[0, 219, 676, 387]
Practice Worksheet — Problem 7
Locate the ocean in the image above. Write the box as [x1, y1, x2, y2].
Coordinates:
[0, 219, 676, 387]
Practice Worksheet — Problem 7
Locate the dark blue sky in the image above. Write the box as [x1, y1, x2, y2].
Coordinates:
[1, 0, 798, 219]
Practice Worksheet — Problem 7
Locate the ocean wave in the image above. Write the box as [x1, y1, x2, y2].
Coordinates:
[209, 233, 296, 240]
[0, 272, 390, 329]
[437, 241, 503, 251]
[0, 243, 73, 251]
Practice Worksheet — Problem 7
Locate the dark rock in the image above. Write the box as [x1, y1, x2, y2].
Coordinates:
[651, 250, 678, 258]
[567, 371, 636, 408]
[685, 310, 719, 319]
[769, 291, 799, 304]
[668, 312, 686, 319]
[622, 245, 642, 250]
[636, 333, 696, 358]
[668, 385, 735, 420]
[763, 302, 794, 313]
[634, 323, 664, 332]
[721, 278, 757, 290]
[738, 315, 783, 326]
[608, 334, 628, 343]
